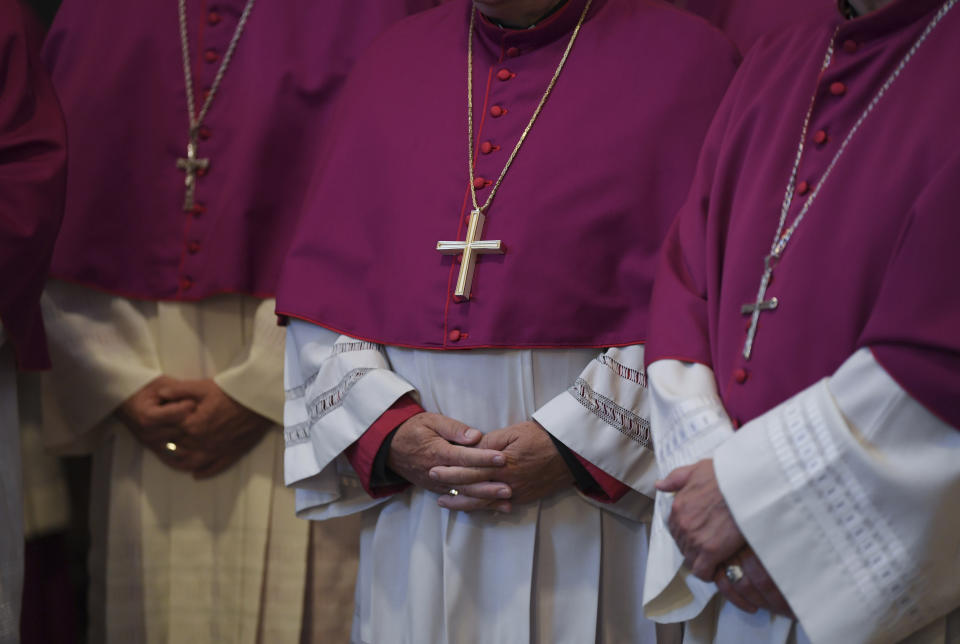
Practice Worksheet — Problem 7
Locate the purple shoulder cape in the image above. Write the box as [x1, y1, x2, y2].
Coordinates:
[0, 0, 66, 369]
[277, 0, 739, 350]
[43, 0, 438, 301]
[647, 0, 960, 428]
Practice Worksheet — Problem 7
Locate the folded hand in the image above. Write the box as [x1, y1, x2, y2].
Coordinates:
[656, 459, 746, 580]
[429, 420, 574, 513]
[388, 412, 508, 507]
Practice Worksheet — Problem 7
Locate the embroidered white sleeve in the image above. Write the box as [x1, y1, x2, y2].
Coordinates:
[533, 345, 657, 517]
[643, 359, 736, 623]
[283, 320, 416, 521]
[713, 348, 960, 643]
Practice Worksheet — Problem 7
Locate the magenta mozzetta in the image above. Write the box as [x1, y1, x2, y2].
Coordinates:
[43, 0, 438, 301]
[646, 0, 960, 428]
[277, 0, 739, 351]
[0, 0, 66, 370]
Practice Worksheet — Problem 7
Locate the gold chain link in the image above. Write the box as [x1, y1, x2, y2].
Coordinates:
[467, 0, 592, 214]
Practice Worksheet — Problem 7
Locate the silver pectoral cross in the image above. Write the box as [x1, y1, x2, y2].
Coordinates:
[436, 209, 506, 299]
[740, 255, 780, 361]
[175, 139, 210, 212]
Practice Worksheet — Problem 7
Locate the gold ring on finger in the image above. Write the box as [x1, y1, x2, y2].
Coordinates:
[165, 442, 178, 453]
[447, 488, 459, 497]
[725, 564, 744, 584]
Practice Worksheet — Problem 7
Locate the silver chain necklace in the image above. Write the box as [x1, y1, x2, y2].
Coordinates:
[175, 0, 257, 211]
[740, 0, 956, 360]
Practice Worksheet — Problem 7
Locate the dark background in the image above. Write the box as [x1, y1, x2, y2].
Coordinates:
[24, 0, 60, 25]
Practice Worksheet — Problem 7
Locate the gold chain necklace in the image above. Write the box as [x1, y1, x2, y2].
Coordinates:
[467, 0, 592, 214]
[437, 0, 592, 300]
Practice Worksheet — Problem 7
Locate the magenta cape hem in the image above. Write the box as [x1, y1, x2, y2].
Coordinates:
[276, 0, 739, 351]
[49, 273, 277, 303]
[277, 310, 648, 352]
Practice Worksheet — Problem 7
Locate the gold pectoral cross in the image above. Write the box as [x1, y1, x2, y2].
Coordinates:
[176, 139, 210, 212]
[740, 254, 780, 360]
[436, 209, 506, 299]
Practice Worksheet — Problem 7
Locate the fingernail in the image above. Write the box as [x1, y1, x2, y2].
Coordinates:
[492, 454, 505, 466]
[497, 488, 511, 499]
[429, 471, 439, 480]
[464, 429, 481, 441]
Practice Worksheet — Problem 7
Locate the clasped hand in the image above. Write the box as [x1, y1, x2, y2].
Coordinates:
[657, 459, 793, 617]
[118, 375, 272, 479]
[389, 416, 574, 513]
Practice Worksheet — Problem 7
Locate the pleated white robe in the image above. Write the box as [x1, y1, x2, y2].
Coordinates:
[284, 320, 676, 644]
[40, 280, 360, 644]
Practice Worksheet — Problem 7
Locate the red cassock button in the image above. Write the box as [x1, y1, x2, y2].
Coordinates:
[204, 49, 220, 63]
[479, 141, 493, 154]
[490, 105, 505, 118]
[506, 46, 520, 58]
[830, 81, 847, 96]
[473, 177, 487, 189]
[497, 69, 513, 81]
[179, 276, 194, 291]
[733, 368, 749, 385]
[797, 180, 810, 196]
[192, 203, 207, 216]
[448, 329, 462, 342]
[202, 88, 212, 101]
[187, 241, 201, 254]
[208, 11, 221, 25]
[842, 39, 859, 54]
[813, 129, 828, 145]
[198, 126, 212, 141]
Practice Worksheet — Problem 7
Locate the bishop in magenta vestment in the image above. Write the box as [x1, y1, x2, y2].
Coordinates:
[38, 2, 437, 642]
[277, 0, 739, 641]
[643, 1, 960, 642]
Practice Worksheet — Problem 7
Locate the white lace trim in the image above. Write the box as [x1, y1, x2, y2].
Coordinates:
[656, 395, 732, 473]
[285, 341, 383, 400]
[598, 354, 647, 388]
[569, 378, 651, 445]
[769, 395, 924, 630]
[284, 367, 375, 446]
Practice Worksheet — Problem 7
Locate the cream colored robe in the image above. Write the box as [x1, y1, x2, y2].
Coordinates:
[40, 280, 359, 644]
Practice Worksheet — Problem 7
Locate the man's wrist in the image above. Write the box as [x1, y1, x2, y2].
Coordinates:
[547, 433, 599, 493]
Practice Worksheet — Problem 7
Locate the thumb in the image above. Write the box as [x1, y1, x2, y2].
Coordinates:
[656, 464, 695, 493]
[427, 414, 482, 445]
